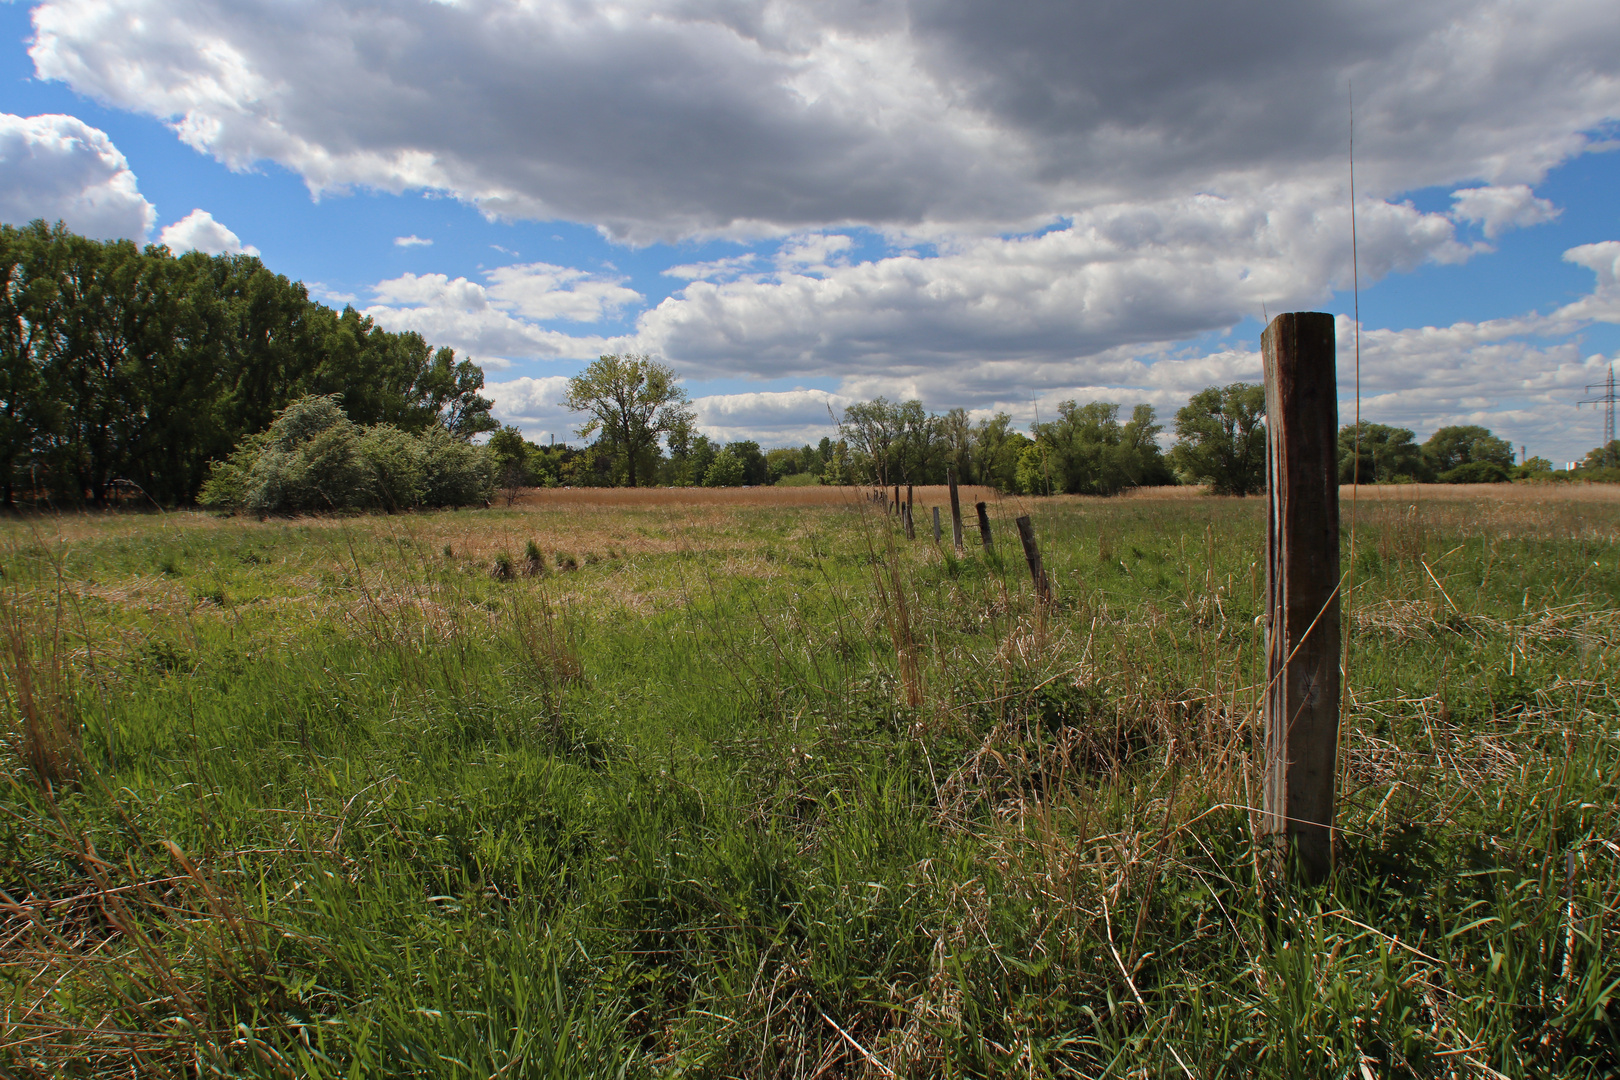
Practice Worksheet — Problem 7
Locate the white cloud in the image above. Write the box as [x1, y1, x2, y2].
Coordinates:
[394, 234, 432, 247]
[361, 261, 638, 369]
[0, 112, 154, 239]
[483, 375, 577, 441]
[627, 186, 1469, 391]
[26, 0, 1620, 241]
[663, 253, 758, 281]
[1450, 184, 1562, 239]
[691, 388, 850, 444]
[158, 207, 259, 255]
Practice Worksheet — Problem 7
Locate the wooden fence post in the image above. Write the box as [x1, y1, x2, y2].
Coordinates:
[947, 468, 964, 552]
[903, 502, 915, 540]
[1014, 515, 1049, 601]
[1261, 311, 1341, 883]
[975, 501, 993, 550]
[893, 484, 901, 515]
[933, 506, 942, 544]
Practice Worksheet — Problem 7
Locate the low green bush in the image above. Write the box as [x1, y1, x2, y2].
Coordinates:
[201, 395, 494, 513]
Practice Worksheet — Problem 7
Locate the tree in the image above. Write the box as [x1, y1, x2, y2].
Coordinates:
[1338, 422, 1428, 483]
[1582, 441, 1620, 472]
[1169, 383, 1267, 495]
[487, 425, 531, 505]
[839, 398, 902, 485]
[1421, 425, 1512, 480]
[564, 354, 692, 488]
[1027, 400, 1170, 496]
[970, 412, 1030, 493]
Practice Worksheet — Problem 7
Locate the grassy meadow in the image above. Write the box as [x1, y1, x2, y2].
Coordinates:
[3, 483, 1619, 1077]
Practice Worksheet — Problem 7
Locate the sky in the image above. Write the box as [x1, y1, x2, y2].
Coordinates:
[1, 0, 1618, 463]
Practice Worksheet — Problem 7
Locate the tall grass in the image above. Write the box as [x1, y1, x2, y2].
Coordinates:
[2, 487, 1617, 1076]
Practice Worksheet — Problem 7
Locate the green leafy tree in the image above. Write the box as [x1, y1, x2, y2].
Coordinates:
[564, 354, 692, 488]
[971, 412, 1031, 493]
[1422, 425, 1513, 481]
[1338, 422, 1429, 483]
[0, 222, 62, 506]
[1581, 441, 1620, 471]
[1170, 383, 1267, 496]
[703, 448, 747, 487]
[1, 222, 494, 506]
[1031, 400, 1171, 496]
[487, 425, 532, 504]
[839, 398, 903, 485]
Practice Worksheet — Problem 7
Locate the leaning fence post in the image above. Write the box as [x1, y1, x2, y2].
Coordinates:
[1014, 515, 1049, 602]
[947, 468, 964, 552]
[1260, 311, 1341, 883]
[975, 501, 993, 550]
[933, 506, 942, 544]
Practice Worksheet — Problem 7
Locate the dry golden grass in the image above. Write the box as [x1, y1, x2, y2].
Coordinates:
[510, 482, 1003, 508]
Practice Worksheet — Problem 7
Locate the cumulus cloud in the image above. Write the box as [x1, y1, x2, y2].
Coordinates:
[483, 375, 577, 440]
[362, 262, 638, 368]
[0, 112, 154, 239]
[394, 234, 432, 247]
[1450, 185, 1562, 239]
[26, 0, 1620, 241]
[691, 388, 851, 444]
[158, 208, 259, 255]
[628, 186, 1468, 395]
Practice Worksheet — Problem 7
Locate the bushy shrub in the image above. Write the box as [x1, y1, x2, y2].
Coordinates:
[418, 426, 495, 507]
[1438, 460, 1511, 484]
[360, 425, 428, 511]
[201, 394, 493, 514]
[241, 396, 375, 514]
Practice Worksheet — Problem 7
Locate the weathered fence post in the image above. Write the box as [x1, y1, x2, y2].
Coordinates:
[933, 506, 942, 544]
[947, 468, 964, 552]
[893, 484, 901, 515]
[975, 501, 993, 550]
[1261, 311, 1341, 883]
[903, 502, 915, 540]
[1014, 515, 1049, 602]
[906, 484, 914, 521]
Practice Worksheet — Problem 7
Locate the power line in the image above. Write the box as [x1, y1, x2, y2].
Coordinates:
[1577, 361, 1618, 468]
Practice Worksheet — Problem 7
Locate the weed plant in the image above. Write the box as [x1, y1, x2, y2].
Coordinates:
[1, 485, 1617, 1077]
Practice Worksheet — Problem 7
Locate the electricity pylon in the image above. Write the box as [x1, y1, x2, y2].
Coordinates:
[1578, 361, 1618, 468]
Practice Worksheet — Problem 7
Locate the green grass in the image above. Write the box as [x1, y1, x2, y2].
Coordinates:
[2, 487, 1618, 1077]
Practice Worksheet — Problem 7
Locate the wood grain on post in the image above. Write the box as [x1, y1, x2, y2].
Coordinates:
[975, 501, 993, 550]
[947, 468, 964, 552]
[933, 506, 942, 544]
[1014, 515, 1049, 602]
[1261, 311, 1341, 883]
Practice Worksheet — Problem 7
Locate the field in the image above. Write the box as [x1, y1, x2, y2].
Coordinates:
[3, 483, 1619, 1077]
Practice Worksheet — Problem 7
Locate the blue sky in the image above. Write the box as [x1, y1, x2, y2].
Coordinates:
[2, 0, 1618, 459]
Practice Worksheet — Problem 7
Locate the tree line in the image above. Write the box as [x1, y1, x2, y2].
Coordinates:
[1, 221, 494, 508]
[548, 357, 1572, 495]
[0, 223, 1585, 512]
